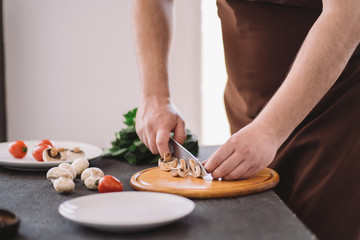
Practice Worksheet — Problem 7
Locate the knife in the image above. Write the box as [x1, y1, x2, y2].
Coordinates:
[168, 138, 209, 177]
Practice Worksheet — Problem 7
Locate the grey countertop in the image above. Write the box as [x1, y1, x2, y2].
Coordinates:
[0, 146, 316, 240]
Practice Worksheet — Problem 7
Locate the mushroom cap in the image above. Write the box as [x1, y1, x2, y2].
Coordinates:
[58, 163, 76, 180]
[46, 167, 73, 182]
[71, 157, 90, 176]
[81, 167, 104, 181]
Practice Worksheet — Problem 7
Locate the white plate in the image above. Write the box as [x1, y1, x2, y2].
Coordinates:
[58, 192, 195, 232]
[0, 140, 102, 170]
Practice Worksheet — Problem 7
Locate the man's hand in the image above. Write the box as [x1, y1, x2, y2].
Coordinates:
[136, 97, 186, 156]
[133, 0, 179, 156]
[203, 122, 280, 180]
[204, 0, 360, 181]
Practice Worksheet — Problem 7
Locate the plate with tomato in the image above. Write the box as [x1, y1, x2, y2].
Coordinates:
[0, 140, 102, 171]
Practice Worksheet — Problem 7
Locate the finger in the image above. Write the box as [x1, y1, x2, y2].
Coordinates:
[240, 166, 258, 179]
[201, 159, 208, 165]
[135, 125, 145, 144]
[138, 132, 149, 149]
[173, 118, 186, 144]
[204, 144, 234, 173]
[146, 132, 158, 154]
[223, 163, 253, 181]
[156, 129, 171, 157]
[211, 153, 244, 179]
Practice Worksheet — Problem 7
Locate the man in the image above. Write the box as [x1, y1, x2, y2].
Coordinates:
[132, 0, 360, 239]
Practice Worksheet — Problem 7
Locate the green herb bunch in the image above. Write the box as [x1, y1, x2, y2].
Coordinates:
[102, 108, 199, 165]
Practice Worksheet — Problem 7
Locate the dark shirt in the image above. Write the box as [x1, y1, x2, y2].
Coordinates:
[244, 0, 322, 9]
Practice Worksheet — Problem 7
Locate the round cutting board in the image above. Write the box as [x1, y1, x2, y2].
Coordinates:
[130, 167, 279, 199]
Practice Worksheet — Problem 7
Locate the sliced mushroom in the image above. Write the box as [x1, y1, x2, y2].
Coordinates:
[71, 157, 89, 176]
[170, 169, 179, 177]
[58, 163, 76, 180]
[192, 165, 202, 178]
[81, 167, 104, 181]
[177, 159, 190, 177]
[177, 168, 190, 177]
[43, 148, 62, 162]
[189, 159, 202, 178]
[67, 147, 85, 161]
[53, 173, 75, 193]
[58, 147, 68, 160]
[46, 167, 73, 183]
[189, 159, 196, 173]
[179, 158, 187, 170]
[158, 157, 178, 171]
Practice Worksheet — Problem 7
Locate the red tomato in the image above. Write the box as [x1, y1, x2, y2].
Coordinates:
[36, 139, 55, 148]
[32, 144, 51, 162]
[8, 141, 28, 159]
[98, 175, 123, 193]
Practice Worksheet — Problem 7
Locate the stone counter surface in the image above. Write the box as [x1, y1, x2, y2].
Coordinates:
[0, 146, 316, 240]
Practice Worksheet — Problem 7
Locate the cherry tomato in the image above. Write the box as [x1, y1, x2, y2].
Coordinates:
[8, 141, 28, 159]
[32, 144, 51, 162]
[36, 139, 55, 148]
[98, 175, 123, 193]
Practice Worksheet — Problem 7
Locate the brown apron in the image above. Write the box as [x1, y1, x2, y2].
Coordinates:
[217, 0, 360, 239]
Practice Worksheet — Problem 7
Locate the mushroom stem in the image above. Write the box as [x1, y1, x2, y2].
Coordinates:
[163, 152, 171, 162]
[50, 148, 59, 157]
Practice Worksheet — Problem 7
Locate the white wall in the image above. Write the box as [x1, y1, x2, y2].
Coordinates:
[201, 0, 230, 145]
[3, 0, 201, 148]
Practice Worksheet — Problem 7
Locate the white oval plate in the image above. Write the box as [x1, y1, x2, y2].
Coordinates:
[58, 192, 195, 232]
[0, 140, 102, 170]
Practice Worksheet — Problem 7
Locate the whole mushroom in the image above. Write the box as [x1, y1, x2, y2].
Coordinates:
[46, 167, 73, 183]
[53, 173, 75, 193]
[71, 157, 89, 176]
[58, 163, 76, 180]
[81, 167, 104, 181]
[84, 171, 102, 190]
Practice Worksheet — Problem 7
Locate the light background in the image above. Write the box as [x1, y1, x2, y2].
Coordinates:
[3, 0, 229, 148]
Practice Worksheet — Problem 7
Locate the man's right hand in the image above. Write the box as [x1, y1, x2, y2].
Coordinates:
[135, 97, 186, 156]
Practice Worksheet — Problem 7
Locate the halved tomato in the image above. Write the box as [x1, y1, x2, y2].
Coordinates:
[36, 139, 55, 148]
[98, 175, 123, 193]
[32, 144, 51, 162]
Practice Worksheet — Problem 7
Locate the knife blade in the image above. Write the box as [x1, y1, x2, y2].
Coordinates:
[168, 138, 209, 177]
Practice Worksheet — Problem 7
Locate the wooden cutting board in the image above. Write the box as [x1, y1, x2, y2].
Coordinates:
[130, 167, 279, 199]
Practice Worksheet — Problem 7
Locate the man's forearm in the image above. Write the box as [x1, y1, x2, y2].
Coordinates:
[133, 0, 173, 100]
[253, 0, 360, 145]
